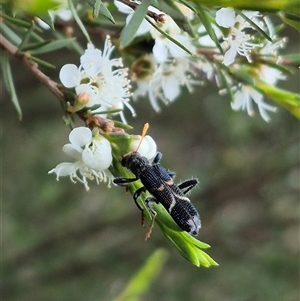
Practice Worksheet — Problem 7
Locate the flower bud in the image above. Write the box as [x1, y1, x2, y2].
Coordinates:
[130, 135, 157, 160]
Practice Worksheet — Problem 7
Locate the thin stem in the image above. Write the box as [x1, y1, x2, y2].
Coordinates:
[0, 33, 65, 103]
[116, 0, 165, 22]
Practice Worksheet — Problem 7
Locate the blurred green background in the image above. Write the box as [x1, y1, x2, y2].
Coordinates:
[2, 29, 299, 301]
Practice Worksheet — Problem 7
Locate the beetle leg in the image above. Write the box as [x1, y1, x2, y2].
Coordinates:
[152, 152, 162, 164]
[113, 177, 138, 186]
[178, 179, 199, 195]
[144, 196, 158, 240]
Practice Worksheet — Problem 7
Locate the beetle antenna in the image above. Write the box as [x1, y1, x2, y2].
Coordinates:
[135, 123, 149, 152]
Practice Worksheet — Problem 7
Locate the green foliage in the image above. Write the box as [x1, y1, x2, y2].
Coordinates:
[255, 81, 300, 118]
[87, 0, 116, 23]
[186, 0, 300, 12]
[0, 53, 22, 120]
[120, 0, 152, 49]
[112, 249, 169, 301]
[280, 12, 300, 31]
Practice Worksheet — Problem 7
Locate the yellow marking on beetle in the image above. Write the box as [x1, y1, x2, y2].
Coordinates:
[156, 184, 165, 191]
[165, 179, 174, 186]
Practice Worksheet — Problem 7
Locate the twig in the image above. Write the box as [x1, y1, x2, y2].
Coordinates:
[0, 34, 124, 132]
[0, 33, 65, 103]
[116, 0, 165, 22]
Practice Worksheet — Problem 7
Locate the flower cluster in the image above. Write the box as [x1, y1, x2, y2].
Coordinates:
[49, 126, 157, 189]
[59, 36, 134, 123]
[48, 127, 113, 190]
[49, 4, 290, 188]
[215, 8, 261, 66]
[114, 3, 286, 122]
[115, 1, 199, 112]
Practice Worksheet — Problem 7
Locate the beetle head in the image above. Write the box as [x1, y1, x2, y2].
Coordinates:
[121, 151, 148, 176]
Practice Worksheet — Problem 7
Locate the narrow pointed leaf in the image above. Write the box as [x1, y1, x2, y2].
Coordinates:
[120, 0, 151, 49]
[147, 17, 195, 57]
[29, 56, 56, 69]
[236, 10, 272, 41]
[112, 249, 168, 301]
[1, 54, 22, 120]
[68, 0, 91, 44]
[280, 12, 300, 31]
[92, 0, 115, 23]
[29, 38, 76, 54]
[196, 5, 223, 54]
[155, 0, 195, 36]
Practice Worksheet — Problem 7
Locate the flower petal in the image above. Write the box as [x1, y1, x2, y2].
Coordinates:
[82, 138, 112, 170]
[162, 77, 180, 101]
[216, 8, 235, 28]
[153, 41, 169, 63]
[62, 143, 82, 160]
[80, 44, 103, 76]
[59, 64, 81, 88]
[69, 127, 92, 147]
[223, 45, 237, 66]
[48, 162, 79, 178]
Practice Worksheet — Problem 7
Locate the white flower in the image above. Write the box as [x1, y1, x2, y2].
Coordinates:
[259, 16, 286, 59]
[37, 0, 72, 29]
[114, 1, 195, 64]
[198, 24, 223, 48]
[259, 65, 286, 85]
[147, 58, 199, 111]
[48, 127, 113, 190]
[59, 37, 134, 123]
[230, 63, 284, 122]
[151, 15, 195, 63]
[216, 8, 261, 65]
[130, 135, 157, 160]
[231, 86, 276, 122]
[114, 0, 159, 36]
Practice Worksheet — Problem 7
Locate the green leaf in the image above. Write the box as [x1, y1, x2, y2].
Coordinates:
[24, 0, 58, 15]
[147, 17, 195, 57]
[68, 0, 91, 44]
[236, 10, 272, 42]
[151, 202, 218, 267]
[120, 0, 151, 49]
[28, 38, 76, 54]
[112, 249, 168, 301]
[195, 5, 223, 54]
[186, 0, 300, 12]
[215, 65, 235, 103]
[280, 12, 300, 31]
[92, 0, 115, 23]
[255, 81, 300, 119]
[29, 56, 56, 69]
[18, 21, 38, 51]
[155, 0, 195, 37]
[19, 40, 53, 51]
[1, 22, 22, 45]
[0, 12, 32, 28]
[111, 120, 134, 131]
[36, 11, 55, 30]
[281, 53, 300, 66]
[0, 54, 22, 120]
[52, 31, 84, 55]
